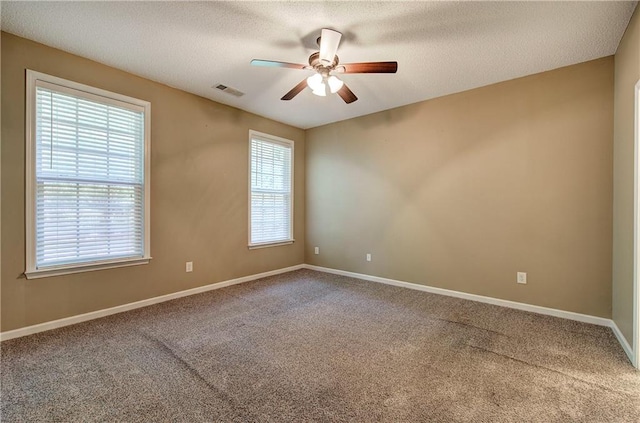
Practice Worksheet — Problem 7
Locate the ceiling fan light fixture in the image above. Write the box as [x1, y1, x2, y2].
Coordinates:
[307, 73, 323, 90]
[327, 75, 344, 94]
[312, 83, 327, 97]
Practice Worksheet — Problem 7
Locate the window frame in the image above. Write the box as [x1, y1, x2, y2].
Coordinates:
[248, 130, 295, 249]
[25, 70, 151, 279]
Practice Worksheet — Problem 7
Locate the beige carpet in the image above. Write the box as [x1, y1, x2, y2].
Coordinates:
[1, 269, 638, 422]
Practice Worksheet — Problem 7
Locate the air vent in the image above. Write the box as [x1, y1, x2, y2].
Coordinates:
[214, 84, 245, 97]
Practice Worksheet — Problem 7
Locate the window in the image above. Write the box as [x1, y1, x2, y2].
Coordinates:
[25, 70, 151, 278]
[249, 131, 294, 248]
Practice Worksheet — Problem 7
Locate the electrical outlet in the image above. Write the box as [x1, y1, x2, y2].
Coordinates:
[314, 247, 319, 255]
[366, 253, 372, 262]
[186, 261, 193, 272]
[517, 272, 527, 284]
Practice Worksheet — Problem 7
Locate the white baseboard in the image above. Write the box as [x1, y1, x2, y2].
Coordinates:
[304, 265, 612, 326]
[0, 264, 305, 342]
[610, 320, 635, 366]
[304, 264, 639, 367]
[2, 262, 636, 369]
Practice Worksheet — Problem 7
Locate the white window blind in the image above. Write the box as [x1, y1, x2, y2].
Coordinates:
[26, 71, 151, 278]
[249, 132, 293, 246]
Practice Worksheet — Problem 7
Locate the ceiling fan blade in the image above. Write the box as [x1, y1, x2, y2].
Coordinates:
[281, 79, 309, 101]
[251, 59, 308, 70]
[337, 83, 358, 104]
[337, 62, 398, 74]
[319, 29, 342, 65]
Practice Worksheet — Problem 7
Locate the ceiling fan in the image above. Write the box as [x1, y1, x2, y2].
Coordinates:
[251, 29, 398, 104]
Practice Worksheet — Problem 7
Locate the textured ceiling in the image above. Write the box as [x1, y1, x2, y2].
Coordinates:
[1, 1, 637, 129]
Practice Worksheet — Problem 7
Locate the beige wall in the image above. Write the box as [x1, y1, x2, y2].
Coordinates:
[1, 33, 305, 332]
[306, 57, 614, 318]
[0, 28, 624, 333]
[613, 6, 640, 346]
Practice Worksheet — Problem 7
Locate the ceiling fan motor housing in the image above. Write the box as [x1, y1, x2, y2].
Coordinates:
[308, 52, 339, 72]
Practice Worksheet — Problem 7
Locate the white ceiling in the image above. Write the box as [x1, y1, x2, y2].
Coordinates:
[2, 1, 637, 129]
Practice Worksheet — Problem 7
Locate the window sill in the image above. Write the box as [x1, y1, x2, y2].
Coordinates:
[25, 257, 151, 280]
[248, 240, 295, 250]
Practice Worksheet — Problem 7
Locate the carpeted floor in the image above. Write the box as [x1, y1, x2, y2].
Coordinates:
[1, 269, 638, 422]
